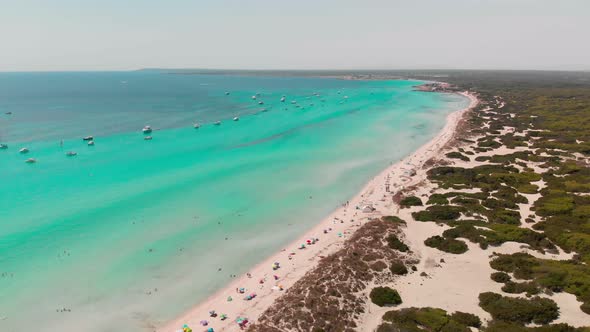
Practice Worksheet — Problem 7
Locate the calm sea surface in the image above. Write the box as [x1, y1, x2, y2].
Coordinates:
[0, 72, 469, 331]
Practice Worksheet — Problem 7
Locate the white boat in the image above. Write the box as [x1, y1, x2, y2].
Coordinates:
[233, 116, 239, 121]
[291, 100, 297, 104]
[0, 144, 7, 149]
[214, 121, 221, 126]
[66, 151, 77, 157]
[25, 158, 36, 163]
[258, 101, 264, 105]
[194, 123, 201, 129]
[280, 97, 286, 102]
[88, 141, 95, 146]
[83, 136, 93, 141]
[142, 126, 152, 134]
[19, 148, 29, 154]
[144, 136, 153, 140]
[251, 95, 257, 100]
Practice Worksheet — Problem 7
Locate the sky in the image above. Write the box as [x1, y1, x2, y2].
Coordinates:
[0, 0, 589, 71]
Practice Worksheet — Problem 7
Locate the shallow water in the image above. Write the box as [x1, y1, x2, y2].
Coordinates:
[0, 72, 469, 331]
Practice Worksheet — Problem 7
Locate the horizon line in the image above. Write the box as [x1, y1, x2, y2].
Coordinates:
[0, 67, 589, 74]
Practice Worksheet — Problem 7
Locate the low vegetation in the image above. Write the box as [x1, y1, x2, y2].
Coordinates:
[478, 292, 559, 325]
[248, 216, 408, 332]
[490, 253, 590, 313]
[390, 261, 408, 275]
[370, 287, 402, 307]
[445, 151, 470, 162]
[378, 307, 479, 332]
[424, 235, 468, 254]
[400, 196, 423, 207]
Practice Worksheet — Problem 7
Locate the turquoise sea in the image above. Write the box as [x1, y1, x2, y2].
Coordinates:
[0, 72, 469, 331]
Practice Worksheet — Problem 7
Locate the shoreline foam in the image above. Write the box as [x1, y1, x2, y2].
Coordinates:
[160, 91, 479, 332]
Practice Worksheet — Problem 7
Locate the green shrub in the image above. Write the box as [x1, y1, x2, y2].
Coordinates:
[517, 183, 539, 194]
[386, 234, 409, 252]
[450, 311, 481, 328]
[535, 194, 575, 216]
[424, 236, 468, 254]
[427, 193, 449, 205]
[486, 208, 521, 225]
[446, 151, 470, 162]
[493, 186, 528, 204]
[483, 198, 518, 210]
[400, 196, 423, 207]
[382, 216, 406, 224]
[489, 253, 590, 313]
[370, 287, 402, 307]
[491, 271, 511, 283]
[478, 292, 559, 324]
[485, 320, 586, 332]
[501, 281, 540, 296]
[390, 261, 408, 275]
[381, 307, 473, 332]
[412, 205, 464, 222]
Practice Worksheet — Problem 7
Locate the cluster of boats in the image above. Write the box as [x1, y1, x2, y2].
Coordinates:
[4, 92, 344, 164]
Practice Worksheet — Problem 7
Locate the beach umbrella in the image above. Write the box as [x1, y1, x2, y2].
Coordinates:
[207, 328, 214, 332]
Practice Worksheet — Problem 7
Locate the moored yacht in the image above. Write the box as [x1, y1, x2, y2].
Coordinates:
[88, 141, 95, 146]
[214, 121, 221, 126]
[194, 123, 201, 129]
[0, 143, 7, 149]
[233, 116, 239, 121]
[25, 158, 36, 163]
[83, 136, 93, 141]
[19, 147, 29, 154]
[142, 126, 152, 134]
[66, 151, 77, 157]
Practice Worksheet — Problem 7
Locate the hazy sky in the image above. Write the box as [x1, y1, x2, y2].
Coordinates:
[1, 0, 589, 71]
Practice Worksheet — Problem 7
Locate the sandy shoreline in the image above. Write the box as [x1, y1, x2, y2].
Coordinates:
[159, 91, 479, 332]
